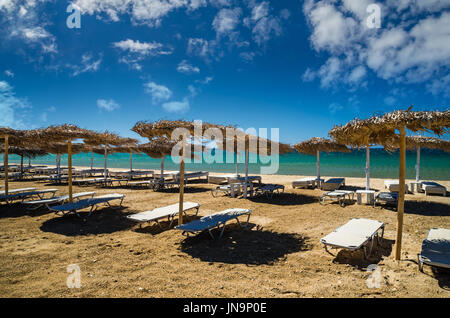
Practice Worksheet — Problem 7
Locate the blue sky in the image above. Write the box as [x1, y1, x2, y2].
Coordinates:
[0, 0, 449, 144]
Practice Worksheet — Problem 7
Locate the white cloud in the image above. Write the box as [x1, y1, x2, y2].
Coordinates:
[71, 53, 103, 76]
[97, 99, 121, 112]
[177, 60, 200, 74]
[4, 70, 14, 78]
[328, 102, 343, 115]
[302, 0, 450, 95]
[0, 1, 57, 54]
[0, 80, 30, 128]
[162, 99, 190, 113]
[187, 38, 216, 60]
[246, 1, 283, 45]
[144, 81, 172, 103]
[212, 8, 241, 36]
[113, 39, 172, 70]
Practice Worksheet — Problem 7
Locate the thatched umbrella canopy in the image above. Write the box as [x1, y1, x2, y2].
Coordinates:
[23, 124, 95, 202]
[38, 142, 86, 175]
[0, 127, 30, 195]
[294, 137, 350, 182]
[138, 138, 176, 182]
[218, 132, 293, 198]
[402, 136, 450, 182]
[0, 145, 48, 174]
[329, 108, 450, 261]
[132, 120, 230, 225]
[83, 132, 138, 179]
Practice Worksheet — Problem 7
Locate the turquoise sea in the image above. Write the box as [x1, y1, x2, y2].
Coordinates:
[7, 148, 450, 181]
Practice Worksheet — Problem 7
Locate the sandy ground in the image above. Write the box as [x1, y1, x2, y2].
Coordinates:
[0, 166, 449, 298]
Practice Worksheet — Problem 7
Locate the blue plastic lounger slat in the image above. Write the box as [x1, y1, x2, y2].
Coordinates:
[0, 189, 58, 203]
[418, 228, 450, 272]
[320, 218, 385, 259]
[175, 208, 252, 239]
[127, 202, 200, 228]
[256, 184, 285, 198]
[321, 178, 345, 191]
[23, 191, 95, 210]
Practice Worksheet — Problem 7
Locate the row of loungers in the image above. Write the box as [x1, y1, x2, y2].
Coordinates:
[384, 180, 447, 196]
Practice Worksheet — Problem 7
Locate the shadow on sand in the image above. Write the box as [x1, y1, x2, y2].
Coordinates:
[404, 200, 450, 217]
[40, 207, 134, 236]
[330, 237, 395, 269]
[180, 225, 309, 265]
[249, 193, 317, 206]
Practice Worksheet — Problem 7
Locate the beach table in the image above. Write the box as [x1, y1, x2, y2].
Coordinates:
[356, 190, 376, 205]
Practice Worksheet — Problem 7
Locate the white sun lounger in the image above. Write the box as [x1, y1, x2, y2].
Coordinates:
[255, 184, 285, 198]
[50, 193, 125, 218]
[418, 228, 450, 272]
[208, 174, 240, 185]
[127, 202, 200, 228]
[0, 187, 36, 196]
[320, 190, 355, 207]
[384, 180, 409, 193]
[292, 177, 323, 189]
[23, 191, 95, 210]
[175, 208, 252, 239]
[321, 218, 385, 259]
[420, 181, 447, 196]
[0, 188, 58, 203]
[321, 178, 345, 191]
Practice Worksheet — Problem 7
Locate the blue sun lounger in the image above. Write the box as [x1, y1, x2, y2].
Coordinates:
[50, 193, 125, 218]
[23, 191, 95, 211]
[175, 208, 252, 239]
[418, 228, 450, 272]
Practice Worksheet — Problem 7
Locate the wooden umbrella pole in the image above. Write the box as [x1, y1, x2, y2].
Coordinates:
[395, 126, 406, 261]
[90, 151, 94, 170]
[20, 155, 24, 175]
[178, 141, 186, 226]
[129, 153, 133, 172]
[104, 146, 108, 180]
[366, 145, 370, 190]
[416, 146, 421, 182]
[316, 150, 320, 181]
[236, 153, 239, 175]
[68, 139, 73, 203]
[160, 155, 165, 182]
[244, 148, 249, 199]
[4, 135, 8, 196]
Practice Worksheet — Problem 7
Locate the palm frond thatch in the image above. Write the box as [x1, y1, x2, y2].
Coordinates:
[294, 137, 350, 155]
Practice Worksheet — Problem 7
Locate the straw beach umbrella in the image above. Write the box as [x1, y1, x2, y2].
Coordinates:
[405, 136, 450, 182]
[220, 133, 293, 198]
[132, 120, 229, 225]
[39, 142, 85, 176]
[24, 124, 94, 202]
[329, 108, 450, 260]
[138, 138, 176, 184]
[294, 137, 350, 184]
[84, 132, 138, 180]
[0, 127, 28, 195]
[0, 145, 48, 175]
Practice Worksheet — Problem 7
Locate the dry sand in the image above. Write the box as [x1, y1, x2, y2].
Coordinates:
[0, 167, 449, 298]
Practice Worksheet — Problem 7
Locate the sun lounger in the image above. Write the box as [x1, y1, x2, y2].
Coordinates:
[418, 228, 450, 272]
[176, 208, 252, 239]
[23, 191, 95, 210]
[0, 188, 58, 203]
[211, 182, 255, 198]
[420, 181, 447, 196]
[208, 174, 240, 185]
[321, 218, 385, 259]
[0, 187, 36, 196]
[321, 178, 345, 191]
[373, 192, 398, 210]
[50, 193, 125, 218]
[127, 202, 200, 228]
[255, 184, 285, 198]
[73, 178, 113, 187]
[292, 177, 323, 189]
[384, 180, 408, 193]
[320, 190, 354, 207]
